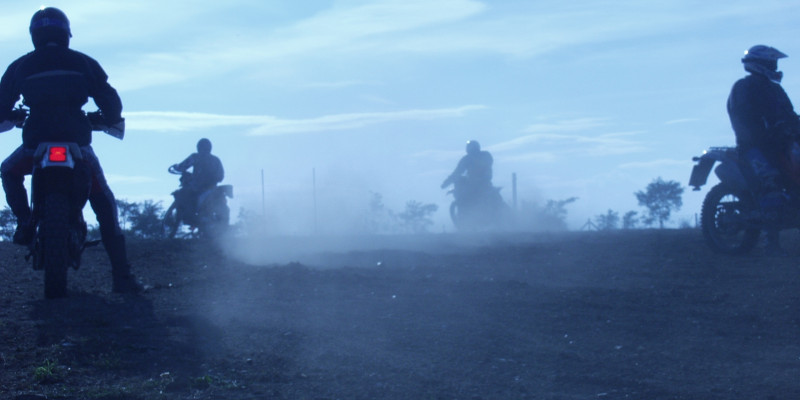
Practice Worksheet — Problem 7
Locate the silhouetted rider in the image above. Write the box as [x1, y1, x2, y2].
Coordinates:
[171, 138, 224, 219]
[0, 7, 141, 292]
[441, 140, 493, 195]
[727, 44, 800, 253]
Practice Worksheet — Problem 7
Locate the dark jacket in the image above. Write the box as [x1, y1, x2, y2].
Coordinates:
[0, 43, 122, 148]
[727, 73, 799, 156]
[175, 153, 225, 192]
[444, 150, 493, 188]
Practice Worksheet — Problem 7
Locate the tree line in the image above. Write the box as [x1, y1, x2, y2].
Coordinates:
[0, 176, 685, 240]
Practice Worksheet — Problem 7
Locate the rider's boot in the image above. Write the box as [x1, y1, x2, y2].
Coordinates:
[106, 234, 144, 293]
[12, 218, 34, 246]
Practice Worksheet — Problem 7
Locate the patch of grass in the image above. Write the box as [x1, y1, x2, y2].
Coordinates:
[90, 352, 123, 370]
[33, 358, 63, 384]
[191, 374, 214, 390]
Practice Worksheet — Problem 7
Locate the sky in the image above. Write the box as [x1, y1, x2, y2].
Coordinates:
[1, 1, 800, 233]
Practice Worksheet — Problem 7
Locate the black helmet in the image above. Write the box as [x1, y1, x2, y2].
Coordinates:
[466, 140, 481, 155]
[742, 45, 787, 82]
[197, 138, 212, 154]
[30, 7, 71, 48]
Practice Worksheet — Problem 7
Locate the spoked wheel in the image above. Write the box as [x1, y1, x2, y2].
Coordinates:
[449, 201, 464, 231]
[701, 183, 760, 254]
[199, 203, 230, 240]
[162, 202, 180, 239]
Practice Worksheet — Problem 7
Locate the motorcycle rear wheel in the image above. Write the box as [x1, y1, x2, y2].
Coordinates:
[200, 203, 230, 239]
[41, 193, 70, 298]
[701, 183, 760, 254]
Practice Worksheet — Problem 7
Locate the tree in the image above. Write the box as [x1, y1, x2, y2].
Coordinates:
[364, 192, 396, 233]
[635, 177, 684, 228]
[594, 209, 619, 230]
[518, 197, 578, 231]
[622, 210, 639, 229]
[0, 207, 15, 241]
[117, 199, 139, 231]
[129, 200, 164, 239]
[397, 200, 438, 233]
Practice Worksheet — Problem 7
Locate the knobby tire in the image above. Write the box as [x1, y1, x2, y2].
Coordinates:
[41, 193, 71, 298]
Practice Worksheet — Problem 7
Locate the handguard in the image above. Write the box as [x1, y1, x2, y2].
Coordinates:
[87, 111, 124, 140]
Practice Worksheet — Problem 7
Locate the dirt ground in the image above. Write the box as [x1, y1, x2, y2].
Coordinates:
[1, 229, 799, 399]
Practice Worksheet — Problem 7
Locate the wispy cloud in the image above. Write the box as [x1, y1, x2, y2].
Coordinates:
[489, 117, 646, 158]
[617, 159, 689, 170]
[126, 105, 486, 135]
[111, 0, 487, 91]
[300, 80, 380, 89]
[105, 174, 159, 184]
[109, 0, 800, 91]
[664, 118, 700, 125]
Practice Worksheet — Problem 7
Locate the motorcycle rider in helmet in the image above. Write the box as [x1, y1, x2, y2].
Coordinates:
[0, 7, 142, 293]
[441, 140, 494, 198]
[170, 138, 225, 223]
[727, 44, 800, 254]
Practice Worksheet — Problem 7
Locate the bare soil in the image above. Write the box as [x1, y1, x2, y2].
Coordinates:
[1, 229, 799, 399]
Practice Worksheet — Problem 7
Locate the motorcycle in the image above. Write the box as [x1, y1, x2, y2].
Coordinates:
[162, 165, 232, 239]
[445, 177, 510, 231]
[7, 106, 119, 298]
[689, 145, 800, 254]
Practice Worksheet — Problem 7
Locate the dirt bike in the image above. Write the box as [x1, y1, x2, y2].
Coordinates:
[6, 106, 120, 298]
[162, 165, 232, 239]
[445, 177, 510, 231]
[689, 146, 800, 254]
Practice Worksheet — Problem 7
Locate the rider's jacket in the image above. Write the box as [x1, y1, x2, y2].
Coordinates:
[727, 73, 800, 157]
[445, 150, 493, 188]
[0, 43, 122, 149]
[175, 152, 224, 192]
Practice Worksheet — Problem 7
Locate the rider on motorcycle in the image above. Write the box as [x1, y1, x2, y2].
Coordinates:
[170, 138, 224, 222]
[440, 140, 494, 197]
[727, 44, 800, 253]
[0, 7, 141, 293]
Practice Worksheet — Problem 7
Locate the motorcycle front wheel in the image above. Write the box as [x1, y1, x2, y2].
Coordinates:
[162, 201, 180, 239]
[41, 193, 70, 298]
[701, 183, 760, 254]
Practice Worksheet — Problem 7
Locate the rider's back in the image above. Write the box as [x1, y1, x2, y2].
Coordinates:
[728, 73, 797, 153]
[1, 45, 121, 148]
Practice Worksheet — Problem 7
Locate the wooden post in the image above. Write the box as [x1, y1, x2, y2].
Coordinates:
[261, 169, 265, 218]
[313, 168, 318, 234]
[512, 172, 517, 211]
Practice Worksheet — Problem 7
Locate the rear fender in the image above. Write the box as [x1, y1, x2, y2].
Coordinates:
[714, 161, 749, 192]
[33, 142, 83, 169]
[31, 142, 90, 220]
[689, 147, 740, 191]
[218, 184, 233, 198]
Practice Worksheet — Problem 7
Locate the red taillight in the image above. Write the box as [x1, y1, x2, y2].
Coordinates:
[48, 146, 68, 162]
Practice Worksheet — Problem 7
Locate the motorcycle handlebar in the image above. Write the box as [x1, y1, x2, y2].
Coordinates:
[9, 107, 27, 128]
[5, 106, 123, 140]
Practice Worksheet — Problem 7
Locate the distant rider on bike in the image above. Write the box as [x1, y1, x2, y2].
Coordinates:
[0, 7, 141, 292]
[170, 138, 224, 222]
[440, 140, 493, 196]
[727, 44, 800, 253]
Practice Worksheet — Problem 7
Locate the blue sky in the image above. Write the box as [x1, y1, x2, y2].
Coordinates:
[2, 1, 799, 232]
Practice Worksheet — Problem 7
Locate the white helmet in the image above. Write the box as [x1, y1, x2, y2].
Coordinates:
[466, 140, 481, 155]
[742, 45, 787, 82]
